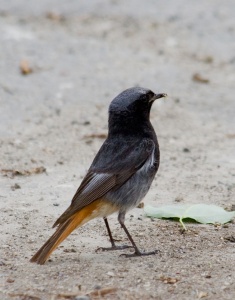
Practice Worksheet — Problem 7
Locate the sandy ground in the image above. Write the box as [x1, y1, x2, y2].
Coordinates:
[0, 1, 235, 299]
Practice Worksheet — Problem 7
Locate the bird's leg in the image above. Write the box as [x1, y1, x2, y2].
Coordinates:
[104, 217, 116, 247]
[118, 212, 158, 257]
[96, 217, 133, 252]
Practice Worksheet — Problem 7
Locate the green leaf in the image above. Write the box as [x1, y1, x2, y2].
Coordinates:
[144, 204, 235, 229]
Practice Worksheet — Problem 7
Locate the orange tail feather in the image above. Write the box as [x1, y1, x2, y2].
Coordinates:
[30, 199, 111, 265]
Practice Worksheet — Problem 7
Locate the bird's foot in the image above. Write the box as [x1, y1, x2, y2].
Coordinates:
[120, 249, 159, 258]
[96, 245, 133, 252]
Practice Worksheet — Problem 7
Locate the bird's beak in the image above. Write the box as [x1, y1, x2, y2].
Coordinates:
[150, 93, 167, 102]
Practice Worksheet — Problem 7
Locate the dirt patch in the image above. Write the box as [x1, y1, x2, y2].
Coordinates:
[0, 1, 235, 299]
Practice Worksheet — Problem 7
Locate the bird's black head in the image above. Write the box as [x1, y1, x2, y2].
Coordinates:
[108, 87, 166, 135]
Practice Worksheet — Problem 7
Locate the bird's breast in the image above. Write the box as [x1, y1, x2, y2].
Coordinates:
[106, 145, 159, 213]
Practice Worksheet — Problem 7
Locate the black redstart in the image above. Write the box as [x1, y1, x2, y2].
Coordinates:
[30, 87, 167, 264]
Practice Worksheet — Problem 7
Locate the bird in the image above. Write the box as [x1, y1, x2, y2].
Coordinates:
[30, 87, 167, 265]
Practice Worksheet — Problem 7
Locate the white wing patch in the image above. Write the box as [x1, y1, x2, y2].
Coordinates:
[81, 173, 112, 195]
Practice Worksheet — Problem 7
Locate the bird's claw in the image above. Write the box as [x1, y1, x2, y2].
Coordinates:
[120, 249, 159, 258]
[96, 245, 133, 252]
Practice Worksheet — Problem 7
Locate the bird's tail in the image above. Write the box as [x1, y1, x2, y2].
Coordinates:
[30, 200, 104, 265]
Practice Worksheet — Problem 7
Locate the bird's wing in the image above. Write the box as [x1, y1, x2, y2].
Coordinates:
[53, 138, 155, 227]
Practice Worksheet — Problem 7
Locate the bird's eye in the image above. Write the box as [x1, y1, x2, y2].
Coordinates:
[146, 90, 154, 100]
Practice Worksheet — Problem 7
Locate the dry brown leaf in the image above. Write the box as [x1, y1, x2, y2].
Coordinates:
[226, 134, 235, 139]
[192, 73, 209, 84]
[46, 12, 65, 21]
[159, 276, 179, 284]
[20, 60, 33, 75]
[224, 235, 235, 243]
[202, 56, 213, 64]
[54, 287, 117, 299]
[198, 291, 208, 299]
[137, 202, 144, 208]
[88, 287, 117, 297]
[8, 293, 40, 300]
[1, 167, 46, 178]
[56, 292, 80, 299]
[84, 133, 107, 139]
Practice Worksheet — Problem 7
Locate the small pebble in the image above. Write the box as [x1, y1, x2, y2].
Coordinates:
[83, 121, 90, 125]
[175, 196, 184, 202]
[11, 183, 21, 191]
[107, 271, 115, 277]
[75, 296, 91, 300]
[93, 285, 101, 290]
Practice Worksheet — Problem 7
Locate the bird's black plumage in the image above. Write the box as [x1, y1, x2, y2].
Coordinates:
[54, 87, 162, 226]
[31, 87, 166, 264]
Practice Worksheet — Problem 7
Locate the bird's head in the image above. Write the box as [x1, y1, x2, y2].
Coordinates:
[108, 87, 166, 135]
[109, 86, 166, 122]
[109, 87, 166, 118]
